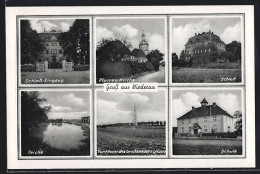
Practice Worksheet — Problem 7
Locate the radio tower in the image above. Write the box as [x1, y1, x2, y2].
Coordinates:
[133, 102, 137, 126]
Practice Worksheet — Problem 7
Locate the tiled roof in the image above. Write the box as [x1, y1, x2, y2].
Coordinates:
[177, 104, 233, 120]
[132, 49, 146, 58]
[185, 31, 226, 46]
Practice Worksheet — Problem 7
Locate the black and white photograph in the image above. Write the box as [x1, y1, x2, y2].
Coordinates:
[95, 17, 167, 84]
[20, 90, 91, 157]
[171, 16, 243, 83]
[95, 90, 167, 156]
[171, 88, 243, 156]
[19, 18, 91, 85]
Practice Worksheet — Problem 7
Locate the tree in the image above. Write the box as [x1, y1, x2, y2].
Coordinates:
[172, 53, 178, 67]
[226, 41, 241, 62]
[20, 20, 44, 64]
[146, 49, 164, 71]
[96, 39, 132, 63]
[234, 110, 242, 135]
[59, 19, 90, 64]
[21, 91, 51, 133]
[179, 50, 185, 61]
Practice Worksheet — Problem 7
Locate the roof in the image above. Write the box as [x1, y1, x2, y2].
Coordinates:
[185, 31, 226, 46]
[38, 31, 61, 42]
[177, 104, 233, 120]
[132, 49, 146, 57]
[201, 98, 208, 104]
[191, 123, 202, 129]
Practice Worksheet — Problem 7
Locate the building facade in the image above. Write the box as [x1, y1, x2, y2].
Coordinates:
[38, 30, 66, 68]
[183, 30, 226, 62]
[177, 98, 235, 135]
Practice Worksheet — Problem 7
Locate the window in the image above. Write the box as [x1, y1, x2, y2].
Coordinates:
[204, 117, 207, 122]
[195, 50, 196, 53]
[182, 127, 184, 133]
[182, 119, 184, 124]
[46, 50, 49, 54]
[51, 42, 57, 46]
[208, 48, 211, 52]
[189, 119, 191, 123]
[51, 49, 57, 55]
[45, 43, 48, 46]
[205, 49, 207, 52]
[59, 49, 62, 54]
[213, 116, 217, 121]
[189, 127, 191, 132]
[196, 117, 199, 123]
[204, 126, 207, 132]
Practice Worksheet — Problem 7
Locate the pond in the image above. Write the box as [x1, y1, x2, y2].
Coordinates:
[42, 123, 86, 151]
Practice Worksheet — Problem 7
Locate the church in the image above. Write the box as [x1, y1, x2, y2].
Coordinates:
[183, 30, 226, 62]
[177, 98, 235, 135]
[121, 31, 149, 63]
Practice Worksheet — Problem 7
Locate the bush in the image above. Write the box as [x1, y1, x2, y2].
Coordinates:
[144, 61, 154, 72]
[21, 64, 36, 72]
[74, 64, 89, 71]
[201, 132, 237, 138]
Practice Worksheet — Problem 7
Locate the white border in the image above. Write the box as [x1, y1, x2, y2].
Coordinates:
[169, 14, 245, 86]
[18, 16, 93, 87]
[94, 88, 168, 159]
[93, 15, 168, 86]
[6, 6, 254, 169]
[169, 87, 245, 158]
[17, 88, 93, 159]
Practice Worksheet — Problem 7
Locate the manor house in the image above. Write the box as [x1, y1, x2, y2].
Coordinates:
[38, 30, 66, 68]
[177, 98, 235, 135]
[183, 30, 226, 62]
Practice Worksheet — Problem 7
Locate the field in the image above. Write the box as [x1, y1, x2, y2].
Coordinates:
[172, 68, 241, 83]
[97, 127, 166, 156]
[21, 69, 90, 84]
[172, 138, 242, 155]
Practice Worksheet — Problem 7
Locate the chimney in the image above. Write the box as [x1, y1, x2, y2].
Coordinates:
[209, 30, 211, 33]
[195, 33, 197, 36]
[192, 106, 195, 111]
[213, 102, 216, 107]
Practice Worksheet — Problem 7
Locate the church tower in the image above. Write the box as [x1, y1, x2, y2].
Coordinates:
[133, 102, 137, 126]
[139, 30, 150, 55]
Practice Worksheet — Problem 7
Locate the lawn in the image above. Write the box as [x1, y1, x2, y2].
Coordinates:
[97, 127, 166, 156]
[172, 138, 242, 155]
[21, 69, 90, 84]
[172, 68, 241, 83]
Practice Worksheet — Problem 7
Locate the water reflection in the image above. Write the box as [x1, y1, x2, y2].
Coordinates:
[43, 123, 85, 150]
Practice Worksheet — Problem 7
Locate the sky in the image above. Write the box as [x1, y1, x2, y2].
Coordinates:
[29, 19, 76, 33]
[39, 91, 90, 120]
[171, 89, 242, 127]
[172, 17, 242, 57]
[97, 91, 166, 125]
[96, 18, 166, 53]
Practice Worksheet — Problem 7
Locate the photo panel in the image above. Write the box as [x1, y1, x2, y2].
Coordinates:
[169, 14, 244, 86]
[169, 87, 245, 158]
[18, 16, 93, 86]
[18, 89, 93, 159]
[94, 88, 168, 158]
[94, 16, 168, 86]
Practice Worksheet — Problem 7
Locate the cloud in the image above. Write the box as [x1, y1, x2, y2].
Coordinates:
[97, 92, 166, 124]
[113, 24, 138, 38]
[59, 22, 70, 32]
[96, 27, 113, 43]
[60, 93, 85, 106]
[220, 22, 241, 44]
[148, 33, 165, 53]
[51, 105, 72, 112]
[30, 20, 58, 33]
[172, 92, 200, 126]
[172, 19, 211, 57]
[48, 111, 89, 119]
[211, 93, 240, 115]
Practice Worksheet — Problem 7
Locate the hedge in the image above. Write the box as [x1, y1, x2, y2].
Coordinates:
[21, 64, 36, 72]
[74, 64, 90, 71]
